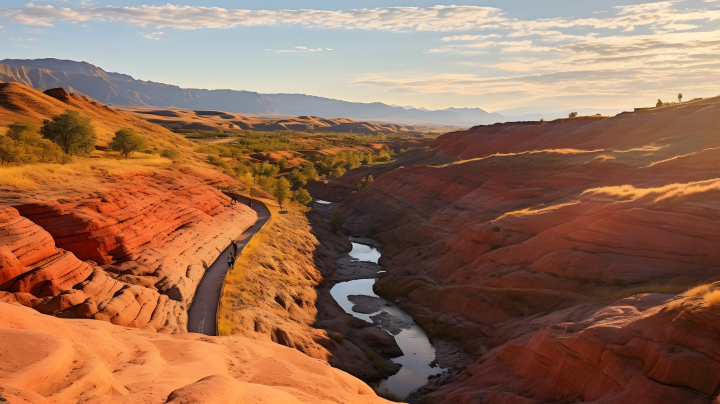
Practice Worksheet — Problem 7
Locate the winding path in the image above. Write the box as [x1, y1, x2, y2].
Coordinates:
[188, 194, 271, 335]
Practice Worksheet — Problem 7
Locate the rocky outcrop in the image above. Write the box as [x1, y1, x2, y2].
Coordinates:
[0, 301, 393, 404]
[0, 169, 256, 333]
[330, 97, 720, 402]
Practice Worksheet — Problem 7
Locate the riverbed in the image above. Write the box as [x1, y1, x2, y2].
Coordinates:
[330, 241, 444, 399]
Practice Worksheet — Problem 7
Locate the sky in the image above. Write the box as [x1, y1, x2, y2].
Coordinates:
[1, 0, 720, 112]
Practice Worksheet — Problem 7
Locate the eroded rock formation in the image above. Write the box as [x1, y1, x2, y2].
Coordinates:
[0, 169, 255, 332]
[320, 97, 720, 402]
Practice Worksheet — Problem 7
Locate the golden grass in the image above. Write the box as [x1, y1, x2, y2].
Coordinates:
[494, 201, 578, 221]
[704, 290, 720, 308]
[593, 281, 702, 303]
[217, 197, 326, 339]
[582, 177, 720, 203]
[0, 153, 180, 189]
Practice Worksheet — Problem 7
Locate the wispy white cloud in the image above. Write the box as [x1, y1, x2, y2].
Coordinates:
[265, 46, 330, 53]
[2, 5, 506, 32]
[138, 31, 163, 40]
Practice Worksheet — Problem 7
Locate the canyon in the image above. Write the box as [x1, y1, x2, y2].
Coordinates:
[0, 82, 398, 403]
[2, 77, 720, 404]
[310, 97, 720, 402]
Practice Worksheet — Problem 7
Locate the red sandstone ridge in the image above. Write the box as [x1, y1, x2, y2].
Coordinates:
[0, 301, 393, 404]
[0, 169, 256, 332]
[325, 96, 720, 402]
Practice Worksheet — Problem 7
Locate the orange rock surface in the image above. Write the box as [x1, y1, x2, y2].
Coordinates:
[0, 301, 392, 404]
[332, 97, 720, 402]
[1, 169, 256, 332]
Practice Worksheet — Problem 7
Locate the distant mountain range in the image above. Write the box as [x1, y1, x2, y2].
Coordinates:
[0, 58, 625, 127]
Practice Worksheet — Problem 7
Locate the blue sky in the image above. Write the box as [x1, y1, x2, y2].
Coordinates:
[1, 0, 720, 111]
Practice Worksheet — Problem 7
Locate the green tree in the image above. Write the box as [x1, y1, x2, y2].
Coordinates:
[0, 136, 19, 165]
[273, 177, 291, 209]
[40, 110, 96, 156]
[330, 209, 344, 232]
[357, 175, 374, 190]
[301, 161, 317, 180]
[293, 188, 312, 205]
[278, 157, 288, 170]
[109, 128, 148, 157]
[288, 168, 306, 189]
[6, 122, 39, 143]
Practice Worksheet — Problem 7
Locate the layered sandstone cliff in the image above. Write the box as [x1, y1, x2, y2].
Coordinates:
[322, 97, 720, 402]
[0, 169, 255, 333]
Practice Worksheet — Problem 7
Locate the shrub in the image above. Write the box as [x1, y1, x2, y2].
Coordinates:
[329, 209, 344, 232]
[207, 154, 230, 169]
[357, 175, 374, 190]
[278, 157, 288, 170]
[333, 166, 346, 178]
[568, 112, 578, 118]
[292, 188, 312, 205]
[301, 161, 317, 180]
[1, 122, 63, 165]
[109, 128, 148, 157]
[40, 110, 96, 156]
[656, 99, 663, 107]
[331, 332, 344, 344]
[288, 168, 306, 189]
[273, 177, 291, 209]
[160, 148, 180, 161]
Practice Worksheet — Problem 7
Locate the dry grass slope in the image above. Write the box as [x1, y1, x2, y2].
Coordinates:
[217, 198, 330, 359]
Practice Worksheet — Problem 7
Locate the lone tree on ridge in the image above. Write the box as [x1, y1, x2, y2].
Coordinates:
[109, 128, 148, 157]
[678, 93, 683, 103]
[40, 110, 96, 156]
[273, 177, 291, 210]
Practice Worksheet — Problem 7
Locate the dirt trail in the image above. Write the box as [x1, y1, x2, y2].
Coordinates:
[188, 195, 271, 335]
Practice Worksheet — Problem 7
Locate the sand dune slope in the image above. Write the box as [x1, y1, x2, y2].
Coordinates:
[0, 302, 391, 404]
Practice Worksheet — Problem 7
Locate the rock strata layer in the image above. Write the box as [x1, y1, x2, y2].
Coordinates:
[324, 97, 720, 402]
[0, 169, 255, 332]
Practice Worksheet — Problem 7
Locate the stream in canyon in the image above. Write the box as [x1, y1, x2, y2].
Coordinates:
[330, 241, 444, 399]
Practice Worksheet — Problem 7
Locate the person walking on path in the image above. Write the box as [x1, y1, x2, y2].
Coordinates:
[228, 253, 236, 269]
[231, 240, 238, 256]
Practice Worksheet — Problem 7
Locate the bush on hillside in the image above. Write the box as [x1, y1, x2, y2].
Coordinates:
[207, 154, 231, 170]
[160, 148, 180, 161]
[333, 166, 346, 178]
[357, 175, 374, 190]
[568, 112, 578, 118]
[293, 188, 312, 205]
[40, 110, 96, 156]
[0, 122, 64, 165]
[109, 128, 149, 157]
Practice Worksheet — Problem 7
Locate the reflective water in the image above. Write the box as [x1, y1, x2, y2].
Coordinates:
[330, 242, 443, 399]
[315, 199, 332, 204]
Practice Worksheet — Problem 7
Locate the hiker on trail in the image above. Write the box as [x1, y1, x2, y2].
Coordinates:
[230, 194, 238, 205]
[228, 253, 235, 268]
[232, 241, 238, 256]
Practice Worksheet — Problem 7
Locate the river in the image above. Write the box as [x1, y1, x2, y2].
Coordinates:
[330, 242, 444, 400]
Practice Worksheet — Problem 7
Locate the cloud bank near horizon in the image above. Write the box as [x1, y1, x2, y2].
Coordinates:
[2, 1, 720, 106]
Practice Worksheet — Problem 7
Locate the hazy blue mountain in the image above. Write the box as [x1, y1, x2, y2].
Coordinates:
[0, 58, 624, 127]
